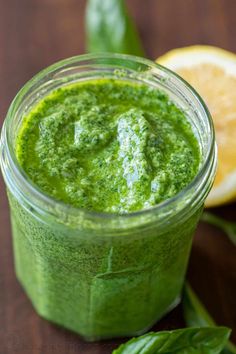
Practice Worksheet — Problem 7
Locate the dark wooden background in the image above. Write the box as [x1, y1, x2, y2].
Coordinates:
[0, 0, 236, 353]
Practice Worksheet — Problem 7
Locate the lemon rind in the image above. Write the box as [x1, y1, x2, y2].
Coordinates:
[157, 45, 236, 76]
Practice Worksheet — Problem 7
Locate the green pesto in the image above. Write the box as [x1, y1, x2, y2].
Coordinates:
[16, 79, 200, 213]
[8, 78, 203, 341]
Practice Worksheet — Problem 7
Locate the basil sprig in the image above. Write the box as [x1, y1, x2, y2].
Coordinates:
[201, 212, 236, 245]
[112, 327, 230, 354]
[183, 283, 236, 354]
[86, 0, 145, 56]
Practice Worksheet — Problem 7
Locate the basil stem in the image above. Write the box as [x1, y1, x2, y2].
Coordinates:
[183, 283, 236, 354]
[201, 211, 236, 245]
[85, 0, 145, 56]
[112, 327, 230, 354]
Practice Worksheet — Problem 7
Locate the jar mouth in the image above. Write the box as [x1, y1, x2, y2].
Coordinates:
[1, 53, 217, 227]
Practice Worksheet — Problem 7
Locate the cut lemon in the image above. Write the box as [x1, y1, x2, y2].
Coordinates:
[157, 45, 236, 207]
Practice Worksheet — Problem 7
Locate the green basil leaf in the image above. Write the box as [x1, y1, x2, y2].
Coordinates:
[223, 345, 236, 354]
[201, 212, 236, 245]
[183, 283, 215, 327]
[86, 0, 145, 56]
[112, 327, 230, 354]
[183, 283, 236, 353]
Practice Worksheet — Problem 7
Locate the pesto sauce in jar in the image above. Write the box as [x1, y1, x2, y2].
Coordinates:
[16, 79, 200, 213]
[8, 77, 203, 340]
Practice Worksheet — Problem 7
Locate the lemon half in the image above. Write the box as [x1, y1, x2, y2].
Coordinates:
[157, 45, 236, 207]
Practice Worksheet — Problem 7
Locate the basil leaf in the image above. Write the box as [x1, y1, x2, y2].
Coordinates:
[183, 283, 215, 327]
[201, 212, 236, 245]
[86, 0, 145, 56]
[112, 327, 230, 354]
[183, 283, 236, 353]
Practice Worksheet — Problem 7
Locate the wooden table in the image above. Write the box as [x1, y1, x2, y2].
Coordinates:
[0, 0, 236, 352]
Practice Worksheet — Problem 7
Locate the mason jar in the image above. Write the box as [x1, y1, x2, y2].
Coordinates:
[0, 54, 217, 341]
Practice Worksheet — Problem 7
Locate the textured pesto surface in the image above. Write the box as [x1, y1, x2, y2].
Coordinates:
[16, 79, 200, 213]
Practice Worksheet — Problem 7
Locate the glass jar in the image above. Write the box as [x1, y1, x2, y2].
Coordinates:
[0, 54, 217, 341]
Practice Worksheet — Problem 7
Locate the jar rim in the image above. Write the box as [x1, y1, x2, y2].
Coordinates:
[1, 53, 217, 228]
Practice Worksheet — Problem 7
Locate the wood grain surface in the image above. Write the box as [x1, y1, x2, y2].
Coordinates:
[0, 0, 236, 353]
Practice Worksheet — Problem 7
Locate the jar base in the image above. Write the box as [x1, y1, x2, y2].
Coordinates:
[82, 295, 181, 342]
[16, 267, 181, 342]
